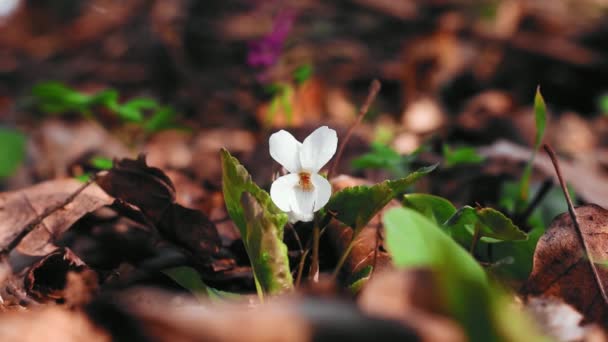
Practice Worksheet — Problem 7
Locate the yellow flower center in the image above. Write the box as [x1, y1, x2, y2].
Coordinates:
[298, 172, 314, 192]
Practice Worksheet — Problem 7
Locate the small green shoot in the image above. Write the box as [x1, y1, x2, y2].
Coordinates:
[516, 87, 547, 212]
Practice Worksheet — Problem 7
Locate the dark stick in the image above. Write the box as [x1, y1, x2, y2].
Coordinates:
[543, 144, 608, 304]
[516, 178, 553, 229]
[328, 79, 381, 179]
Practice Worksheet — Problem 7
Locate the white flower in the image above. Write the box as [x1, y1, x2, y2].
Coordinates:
[269, 126, 338, 223]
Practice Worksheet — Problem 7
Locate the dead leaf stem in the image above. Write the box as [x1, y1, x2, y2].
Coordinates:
[544, 144, 608, 305]
[328, 79, 381, 180]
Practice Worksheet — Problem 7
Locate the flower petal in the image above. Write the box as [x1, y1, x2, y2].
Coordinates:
[270, 173, 299, 212]
[292, 187, 315, 215]
[287, 210, 314, 223]
[269, 130, 302, 173]
[299, 126, 338, 173]
[311, 174, 332, 211]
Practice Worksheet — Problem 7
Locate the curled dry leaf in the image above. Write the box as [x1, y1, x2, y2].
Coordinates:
[524, 204, 608, 324]
[0, 179, 112, 257]
[96, 155, 221, 268]
[358, 269, 466, 342]
[24, 247, 98, 304]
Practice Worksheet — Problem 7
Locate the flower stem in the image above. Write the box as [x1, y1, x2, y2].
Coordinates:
[310, 222, 320, 282]
[469, 222, 481, 255]
[295, 249, 310, 287]
[331, 228, 360, 279]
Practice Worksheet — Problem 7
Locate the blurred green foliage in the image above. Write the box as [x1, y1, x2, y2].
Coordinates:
[0, 128, 26, 179]
[32, 81, 181, 133]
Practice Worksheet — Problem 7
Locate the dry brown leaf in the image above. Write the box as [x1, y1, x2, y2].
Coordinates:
[97, 156, 221, 268]
[524, 204, 608, 324]
[0, 179, 112, 257]
[115, 287, 423, 342]
[359, 269, 466, 342]
[0, 306, 110, 342]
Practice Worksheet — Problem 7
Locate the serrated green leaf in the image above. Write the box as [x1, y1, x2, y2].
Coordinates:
[403, 193, 457, 225]
[325, 164, 437, 230]
[476, 207, 527, 241]
[220, 149, 292, 296]
[446, 206, 527, 243]
[0, 129, 26, 178]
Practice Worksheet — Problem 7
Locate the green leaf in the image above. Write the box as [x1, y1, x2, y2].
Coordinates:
[402, 193, 457, 225]
[447, 206, 527, 242]
[0, 129, 26, 178]
[517, 86, 547, 209]
[220, 149, 293, 296]
[385, 207, 486, 283]
[442, 144, 484, 168]
[144, 106, 180, 133]
[325, 164, 437, 230]
[113, 98, 158, 122]
[476, 207, 527, 241]
[347, 265, 373, 293]
[32, 82, 91, 114]
[163, 266, 241, 302]
[489, 224, 544, 280]
[384, 208, 548, 342]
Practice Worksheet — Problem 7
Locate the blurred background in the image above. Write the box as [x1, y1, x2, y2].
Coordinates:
[1, 0, 608, 208]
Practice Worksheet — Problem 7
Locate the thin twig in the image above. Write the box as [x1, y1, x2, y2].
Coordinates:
[328, 79, 381, 179]
[544, 144, 608, 305]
